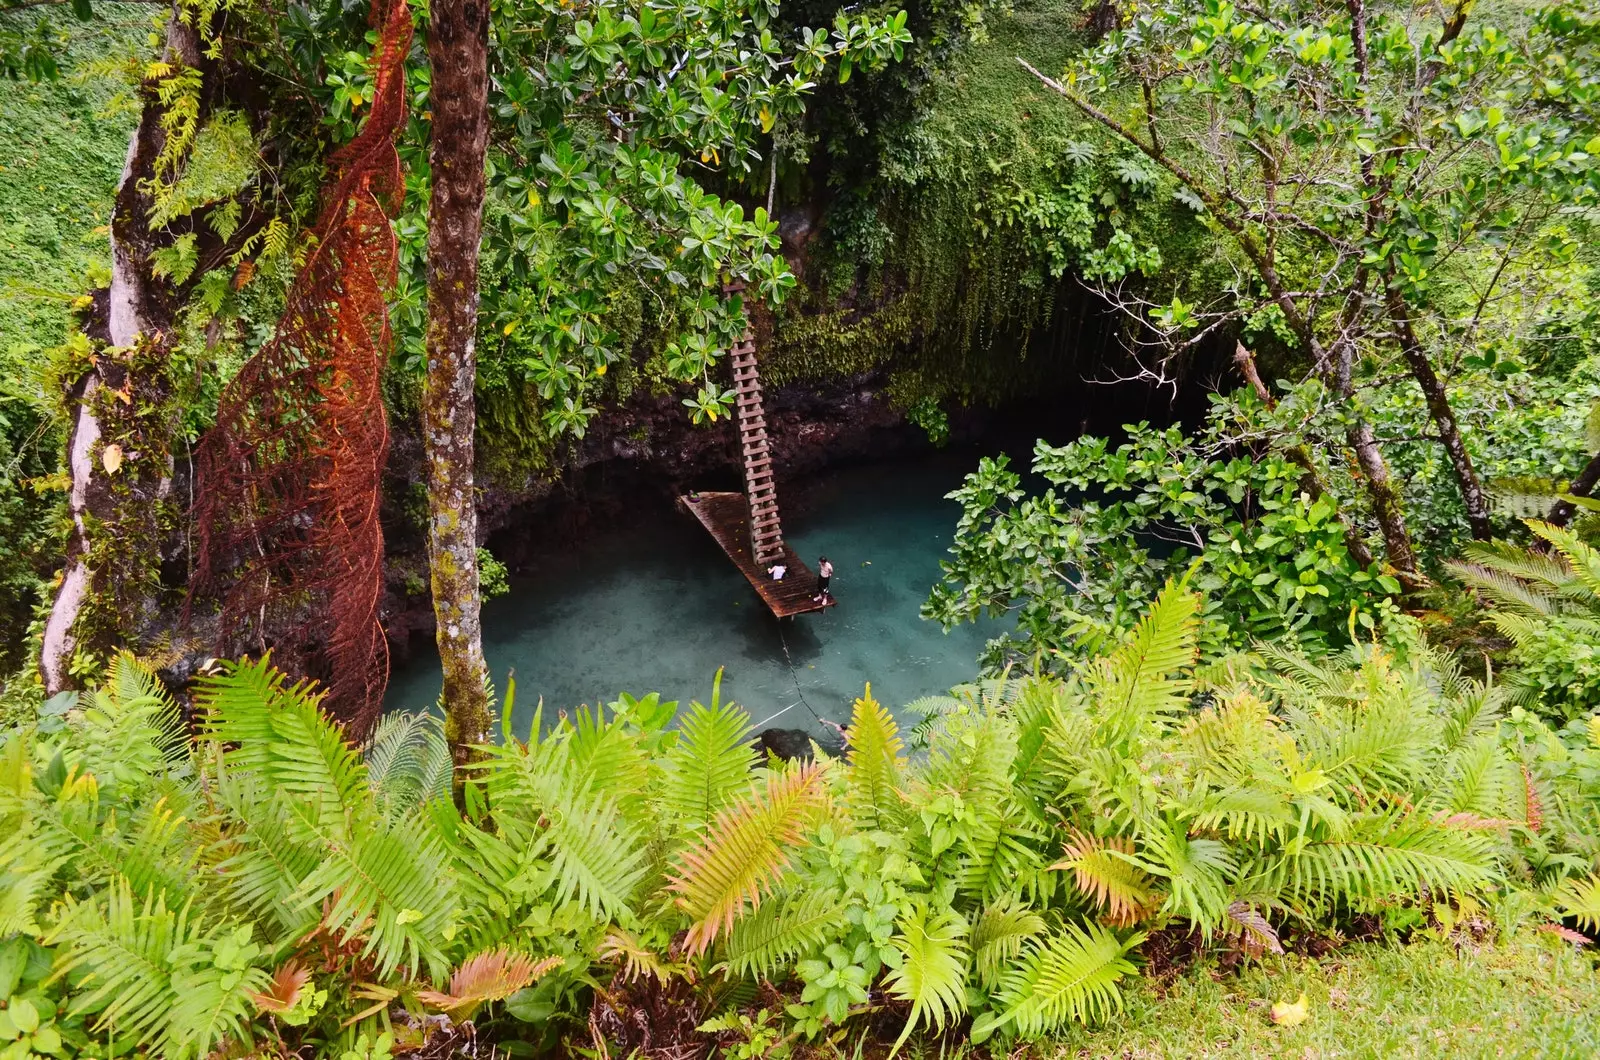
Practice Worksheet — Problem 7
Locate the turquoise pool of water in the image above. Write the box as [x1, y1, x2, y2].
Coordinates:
[384, 450, 1000, 738]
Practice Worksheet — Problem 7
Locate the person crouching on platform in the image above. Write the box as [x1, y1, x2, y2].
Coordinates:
[768, 560, 787, 581]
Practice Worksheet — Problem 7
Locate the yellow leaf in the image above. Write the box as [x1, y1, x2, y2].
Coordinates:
[594, 363, 607, 376]
[503, 320, 518, 336]
[1270, 992, 1310, 1027]
[759, 106, 774, 133]
[527, 186, 540, 207]
[101, 444, 123, 475]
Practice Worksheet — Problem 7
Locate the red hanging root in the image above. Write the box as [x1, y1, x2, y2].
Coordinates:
[190, 0, 412, 736]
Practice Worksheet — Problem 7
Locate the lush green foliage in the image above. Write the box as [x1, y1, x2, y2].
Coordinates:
[5, 576, 1598, 1056]
[926, 391, 1406, 665]
[1453, 520, 1600, 721]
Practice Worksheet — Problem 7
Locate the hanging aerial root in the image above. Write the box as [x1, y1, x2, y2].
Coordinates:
[189, 0, 412, 736]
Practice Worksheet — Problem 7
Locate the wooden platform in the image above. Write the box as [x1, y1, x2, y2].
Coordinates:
[679, 491, 836, 618]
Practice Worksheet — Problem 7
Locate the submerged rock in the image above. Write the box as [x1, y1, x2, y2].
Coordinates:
[755, 725, 845, 762]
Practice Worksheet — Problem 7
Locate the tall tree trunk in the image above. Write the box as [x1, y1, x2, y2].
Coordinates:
[40, 7, 199, 692]
[1386, 288, 1493, 540]
[424, 0, 493, 772]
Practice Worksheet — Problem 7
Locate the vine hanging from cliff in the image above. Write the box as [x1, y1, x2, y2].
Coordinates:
[189, 0, 411, 735]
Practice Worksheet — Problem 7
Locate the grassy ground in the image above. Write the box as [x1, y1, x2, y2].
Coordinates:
[1028, 935, 1599, 1060]
[0, 4, 149, 359]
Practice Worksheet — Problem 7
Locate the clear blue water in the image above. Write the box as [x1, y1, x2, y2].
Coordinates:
[385, 450, 999, 739]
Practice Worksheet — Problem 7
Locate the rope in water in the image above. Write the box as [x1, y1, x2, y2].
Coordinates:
[773, 620, 826, 728]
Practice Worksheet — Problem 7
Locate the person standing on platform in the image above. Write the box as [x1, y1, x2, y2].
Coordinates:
[813, 556, 833, 602]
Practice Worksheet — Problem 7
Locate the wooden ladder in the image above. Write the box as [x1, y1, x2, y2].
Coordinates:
[728, 311, 784, 566]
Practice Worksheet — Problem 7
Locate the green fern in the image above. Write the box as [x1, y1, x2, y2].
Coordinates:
[480, 735, 648, 921]
[1087, 574, 1200, 738]
[985, 921, 1144, 1038]
[1553, 874, 1600, 931]
[660, 671, 757, 832]
[49, 879, 270, 1060]
[669, 761, 828, 956]
[884, 898, 969, 1053]
[720, 886, 848, 980]
[844, 683, 905, 828]
[198, 657, 370, 841]
[970, 896, 1045, 988]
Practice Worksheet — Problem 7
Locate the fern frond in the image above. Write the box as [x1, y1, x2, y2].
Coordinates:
[364, 711, 449, 813]
[990, 921, 1143, 1035]
[292, 809, 460, 979]
[959, 803, 1048, 905]
[884, 898, 970, 1053]
[1530, 520, 1600, 603]
[50, 880, 269, 1060]
[206, 773, 322, 935]
[720, 887, 847, 981]
[198, 658, 369, 840]
[1273, 812, 1498, 911]
[250, 961, 311, 1015]
[600, 928, 677, 983]
[1189, 785, 1295, 846]
[1223, 901, 1283, 957]
[417, 950, 560, 1019]
[971, 896, 1046, 987]
[1051, 830, 1157, 926]
[660, 681, 757, 832]
[568, 703, 651, 813]
[1139, 820, 1234, 933]
[844, 684, 905, 828]
[1088, 576, 1200, 736]
[904, 695, 968, 750]
[1448, 562, 1560, 617]
[1439, 732, 1516, 819]
[669, 761, 828, 956]
[478, 737, 649, 920]
[1553, 873, 1600, 932]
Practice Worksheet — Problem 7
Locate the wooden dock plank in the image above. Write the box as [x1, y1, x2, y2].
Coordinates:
[679, 491, 835, 618]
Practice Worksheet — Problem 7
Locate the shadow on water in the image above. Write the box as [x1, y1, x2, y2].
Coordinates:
[384, 448, 1003, 740]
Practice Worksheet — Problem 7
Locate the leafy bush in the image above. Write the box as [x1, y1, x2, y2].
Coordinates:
[924, 390, 1402, 667]
[2, 580, 1595, 1057]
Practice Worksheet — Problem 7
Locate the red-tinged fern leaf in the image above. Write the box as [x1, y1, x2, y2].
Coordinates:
[1225, 901, 1283, 957]
[250, 961, 311, 1014]
[1537, 922, 1593, 946]
[668, 762, 827, 956]
[187, 0, 413, 736]
[417, 950, 561, 1018]
[1050, 829, 1157, 927]
[1522, 765, 1544, 833]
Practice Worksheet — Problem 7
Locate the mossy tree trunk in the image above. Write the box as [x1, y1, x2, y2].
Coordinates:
[424, 0, 493, 776]
[40, 6, 200, 692]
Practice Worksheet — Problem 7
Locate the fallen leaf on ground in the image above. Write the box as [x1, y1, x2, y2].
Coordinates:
[1270, 991, 1310, 1027]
